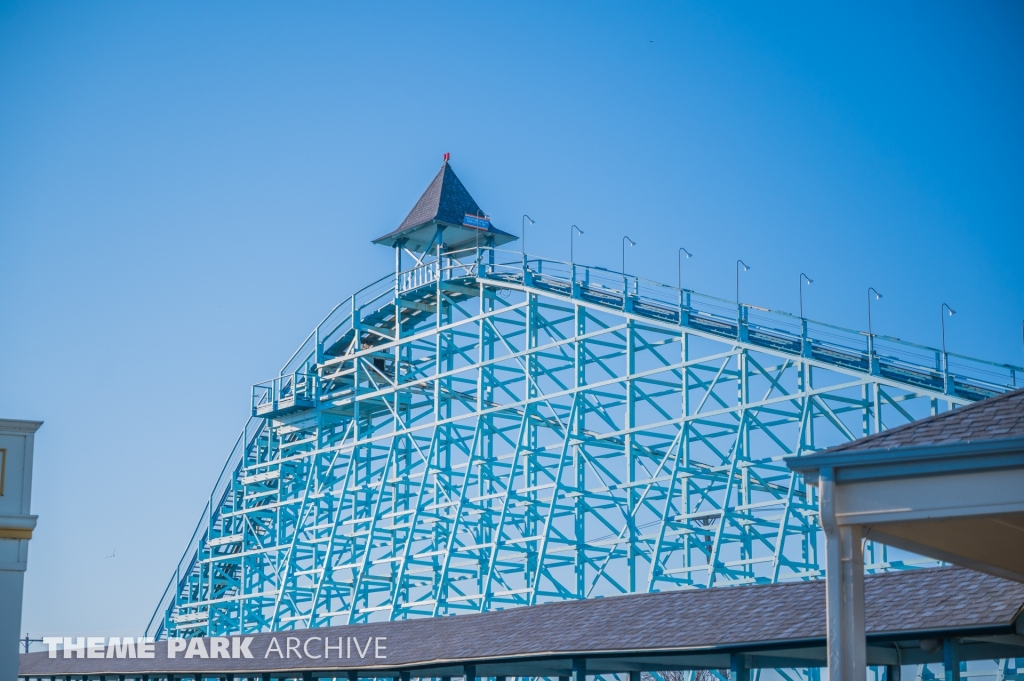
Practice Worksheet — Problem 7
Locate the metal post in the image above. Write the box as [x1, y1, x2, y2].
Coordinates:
[347, 672, 358, 681]
[730, 654, 750, 681]
[572, 657, 586, 681]
[943, 639, 960, 681]
[886, 665, 902, 681]
[571, 225, 583, 263]
[464, 665, 476, 681]
[522, 215, 534, 256]
[868, 288, 882, 374]
[395, 241, 402, 292]
[678, 247, 692, 290]
[629, 672, 641, 681]
[941, 303, 956, 394]
[618, 236, 634, 274]
[799, 272, 813, 319]
[867, 288, 882, 339]
[737, 304, 749, 342]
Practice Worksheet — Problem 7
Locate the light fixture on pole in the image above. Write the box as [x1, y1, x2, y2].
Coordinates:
[678, 247, 692, 290]
[799, 273, 813, 319]
[736, 260, 751, 306]
[867, 287, 883, 339]
[521, 215, 534, 255]
[622, 236, 636, 274]
[571, 225, 584, 263]
[941, 303, 956, 390]
[941, 303, 956, 355]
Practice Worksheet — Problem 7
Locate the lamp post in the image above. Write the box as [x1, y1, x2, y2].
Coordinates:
[866, 287, 883, 372]
[571, 225, 583, 263]
[678, 247, 692, 289]
[941, 303, 956, 392]
[521, 215, 534, 255]
[622, 236, 636, 274]
[799, 273, 813, 319]
[867, 288, 883, 339]
[736, 260, 750, 306]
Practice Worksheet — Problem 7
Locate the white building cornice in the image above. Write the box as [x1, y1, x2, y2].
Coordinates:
[0, 419, 44, 433]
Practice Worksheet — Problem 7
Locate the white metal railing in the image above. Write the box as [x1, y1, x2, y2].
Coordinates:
[398, 261, 439, 292]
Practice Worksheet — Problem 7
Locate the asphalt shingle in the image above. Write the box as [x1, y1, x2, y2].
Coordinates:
[19, 567, 1024, 676]
[823, 387, 1024, 454]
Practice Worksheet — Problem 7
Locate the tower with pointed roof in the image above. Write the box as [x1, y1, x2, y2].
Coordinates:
[373, 156, 516, 272]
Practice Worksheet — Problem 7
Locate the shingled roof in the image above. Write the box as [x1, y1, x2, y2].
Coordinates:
[372, 159, 516, 252]
[18, 567, 1024, 678]
[822, 386, 1024, 454]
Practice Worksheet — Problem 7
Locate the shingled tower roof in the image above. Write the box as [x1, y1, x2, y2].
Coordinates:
[372, 157, 517, 253]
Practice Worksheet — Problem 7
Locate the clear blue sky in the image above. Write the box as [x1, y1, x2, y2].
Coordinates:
[2, 2, 1023, 637]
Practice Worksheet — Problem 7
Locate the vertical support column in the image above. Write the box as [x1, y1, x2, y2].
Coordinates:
[574, 303, 586, 598]
[873, 383, 881, 435]
[821, 466, 866, 681]
[400, 671, 411, 681]
[942, 349, 953, 396]
[348, 671, 358, 681]
[738, 347, 752, 577]
[525, 288, 539, 586]
[861, 384, 870, 438]
[625, 320, 637, 591]
[943, 640, 960, 681]
[885, 665, 901, 681]
[397, 239, 405, 289]
[730, 654, 750, 681]
[572, 657, 586, 681]
[629, 671, 642, 681]
[464, 665, 477, 681]
[680, 332, 695, 584]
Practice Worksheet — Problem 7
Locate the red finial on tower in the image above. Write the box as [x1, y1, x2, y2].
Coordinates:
[443, 152, 450, 163]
